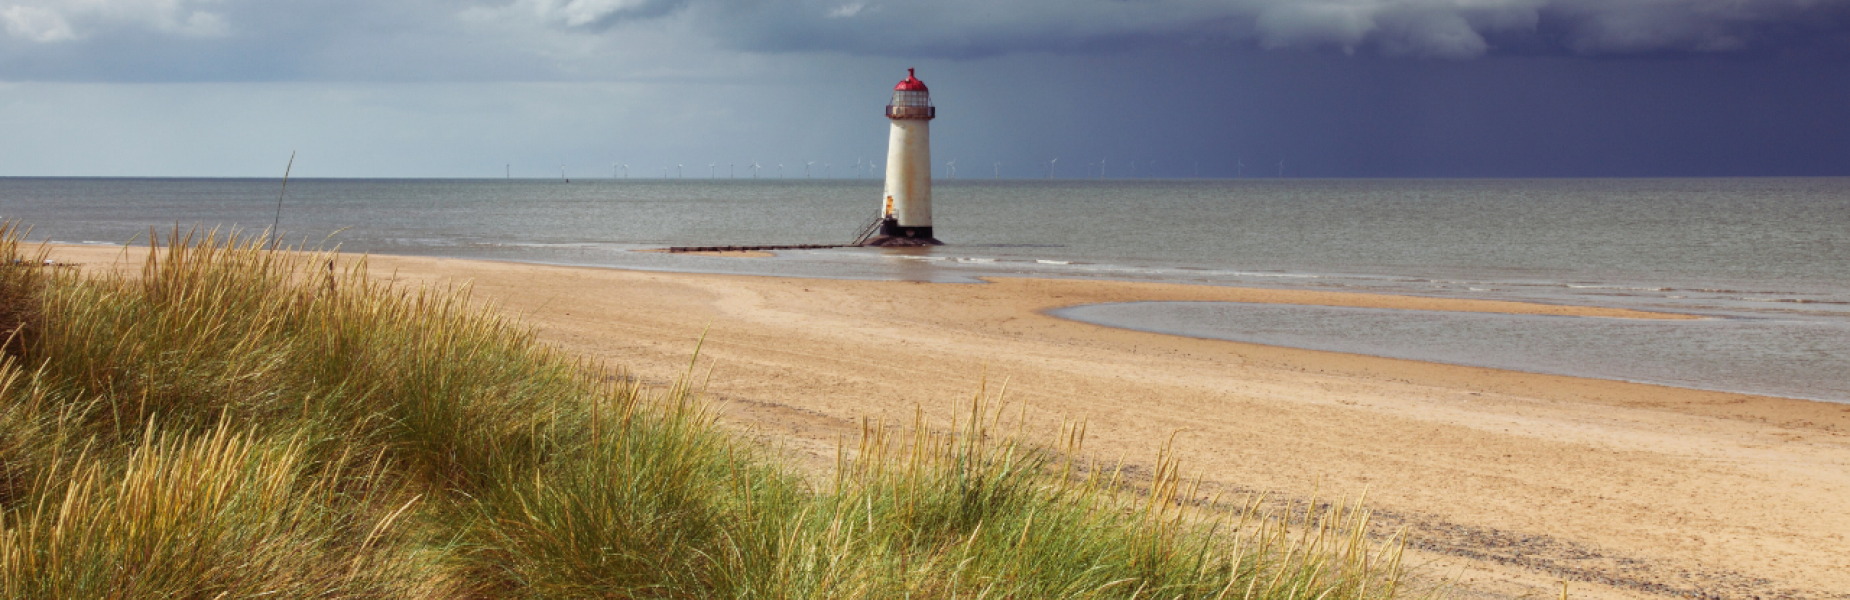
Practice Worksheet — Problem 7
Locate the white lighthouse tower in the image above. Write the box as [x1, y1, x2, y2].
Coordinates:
[865, 68, 942, 246]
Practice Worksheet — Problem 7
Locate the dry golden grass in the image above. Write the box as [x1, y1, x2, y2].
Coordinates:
[0, 222, 1420, 598]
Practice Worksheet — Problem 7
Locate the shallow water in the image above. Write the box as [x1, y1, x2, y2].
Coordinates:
[1055, 302, 1850, 403]
[4, 176, 1846, 400]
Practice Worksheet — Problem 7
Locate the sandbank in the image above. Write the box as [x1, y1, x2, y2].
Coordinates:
[46, 244, 1850, 599]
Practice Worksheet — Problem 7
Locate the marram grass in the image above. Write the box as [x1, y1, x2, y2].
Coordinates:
[0, 222, 1424, 599]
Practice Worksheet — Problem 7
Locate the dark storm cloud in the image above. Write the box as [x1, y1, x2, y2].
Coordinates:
[4, 0, 1849, 82]
[1542, 0, 1850, 55]
[6, 0, 1847, 178]
[685, 0, 1850, 60]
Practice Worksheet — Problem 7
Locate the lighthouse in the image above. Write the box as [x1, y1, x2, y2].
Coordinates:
[864, 68, 942, 246]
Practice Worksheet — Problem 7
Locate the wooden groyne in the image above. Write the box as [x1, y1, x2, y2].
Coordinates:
[664, 244, 852, 253]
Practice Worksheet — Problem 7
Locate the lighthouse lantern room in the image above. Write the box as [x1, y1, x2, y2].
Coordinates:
[864, 68, 943, 246]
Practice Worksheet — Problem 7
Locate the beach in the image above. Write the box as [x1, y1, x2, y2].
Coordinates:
[50, 243, 1850, 599]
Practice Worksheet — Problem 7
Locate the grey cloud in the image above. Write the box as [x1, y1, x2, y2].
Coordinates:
[457, 0, 688, 30]
[4, 0, 1847, 84]
[1247, 1, 1542, 58]
[683, 0, 1849, 60]
[1546, 0, 1848, 55]
[0, 0, 229, 42]
[2, 5, 77, 42]
[0, 0, 648, 82]
[1251, 2, 1384, 52]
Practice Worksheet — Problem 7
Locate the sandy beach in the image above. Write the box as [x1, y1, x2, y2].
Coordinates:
[49, 244, 1850, 599]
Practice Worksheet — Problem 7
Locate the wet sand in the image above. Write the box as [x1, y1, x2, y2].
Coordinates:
[49, 245, 1850, 599]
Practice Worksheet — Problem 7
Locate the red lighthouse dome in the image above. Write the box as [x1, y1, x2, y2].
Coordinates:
[894, 68, 928, 92]
[887, 68, 935, 120]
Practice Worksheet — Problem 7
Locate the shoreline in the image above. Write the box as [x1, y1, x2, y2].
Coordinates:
[44, 243, 1850, 599]
[1053, 302, 1850, 406]
[212, 244, 1850, 405]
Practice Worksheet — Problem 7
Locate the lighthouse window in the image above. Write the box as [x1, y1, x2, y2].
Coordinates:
[891, 91, 932, 107]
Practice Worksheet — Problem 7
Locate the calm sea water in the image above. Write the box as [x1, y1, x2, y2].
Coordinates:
[4, 177, 1846, 401]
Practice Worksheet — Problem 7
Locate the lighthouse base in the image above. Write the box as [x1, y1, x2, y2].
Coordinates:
[860, 220, 941, 246]
[861, 235, 942, 247]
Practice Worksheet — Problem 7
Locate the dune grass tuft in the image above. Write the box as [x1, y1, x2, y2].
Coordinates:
[0, 222, 1423, 598]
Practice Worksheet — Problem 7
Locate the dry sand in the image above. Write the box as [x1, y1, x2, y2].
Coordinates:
[50, 245, 1850, 599]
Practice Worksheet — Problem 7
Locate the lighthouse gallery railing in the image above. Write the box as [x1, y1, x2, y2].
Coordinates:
[885, 105, 935, 119]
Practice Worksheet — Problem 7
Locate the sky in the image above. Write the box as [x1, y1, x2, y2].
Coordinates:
[2, 0, 1848, 178]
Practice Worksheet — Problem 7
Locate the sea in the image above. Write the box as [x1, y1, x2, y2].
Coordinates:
[3, 176, 1846, 403]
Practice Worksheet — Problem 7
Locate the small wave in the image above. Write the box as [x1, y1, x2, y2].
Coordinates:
[1035, 260, 1071, 265]
[958, 257, 997, 263]
[1230, 272, 1322, 279]
[1564, 284, 1673, 292]
[1728, 298, 1850, 307]
[1672, 288, 1806, 295]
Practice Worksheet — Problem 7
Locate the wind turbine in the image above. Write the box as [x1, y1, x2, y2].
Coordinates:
[805, 161, 814, 178]
[661, 166, 668, 178]
[823, 163, 831, 179]
[560, 165, 566, 181]
[993, 162, 1000, 179]
[751, 160, 761, 179]
[1236, 158, 1245, 178]
[506, 163, 511, 179]
[677, 164, 683, 179]
[1099, 158, 1106, 179]
[709, 163, 717, 178]
[777, 164, 784, 178]
[729, 163, 735, 178]
[1277, 158, 1285, 178]
[1048, 157, 1059, 179]
[612, 163, 618, 178]
[946, 159, 956, 179]
[853, 156, 864, 178]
